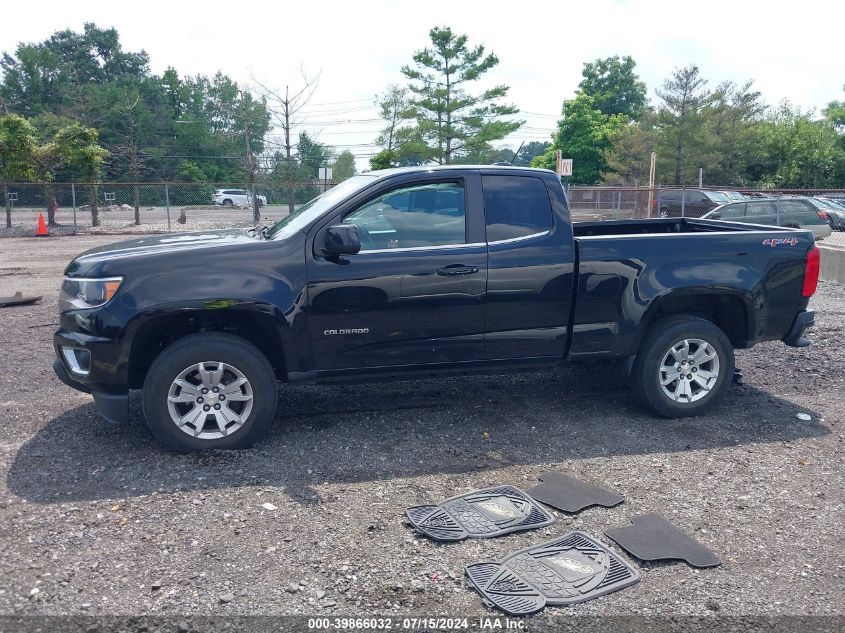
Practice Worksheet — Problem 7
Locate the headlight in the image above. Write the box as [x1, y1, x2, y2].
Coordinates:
[59, 276, 123, 311]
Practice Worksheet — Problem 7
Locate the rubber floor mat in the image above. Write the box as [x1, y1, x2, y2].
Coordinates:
[526, 472, 624, 513]
[465, 531, 640, 615]
[405, 485, 554, 542]
[605, 513, 721, 568]
[0, 292, 42, 307]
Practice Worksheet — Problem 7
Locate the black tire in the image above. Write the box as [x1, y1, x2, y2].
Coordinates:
[222, 199, 233, 207]
[630, 315, 734, 418]
[142, 332, 277, 451]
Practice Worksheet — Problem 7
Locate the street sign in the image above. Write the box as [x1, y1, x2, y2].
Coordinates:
[318, 167, 333, 181]
[555, 150, 573, 177]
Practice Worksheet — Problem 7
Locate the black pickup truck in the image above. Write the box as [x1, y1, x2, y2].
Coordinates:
[53, 166, 819, 451]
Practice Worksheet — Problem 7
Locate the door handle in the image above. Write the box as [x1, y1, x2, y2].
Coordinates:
[437, 265, 479, 276]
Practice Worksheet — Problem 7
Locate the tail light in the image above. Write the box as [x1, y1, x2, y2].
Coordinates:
[802, 246, 820, 298]
[816, 211, 829, 221]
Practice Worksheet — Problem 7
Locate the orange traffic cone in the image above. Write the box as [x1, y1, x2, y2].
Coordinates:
[36, 212, 49, 237]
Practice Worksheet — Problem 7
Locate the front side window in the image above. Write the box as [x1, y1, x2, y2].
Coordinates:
[482, 175, 553, 242]
[343, 181, 465, 250]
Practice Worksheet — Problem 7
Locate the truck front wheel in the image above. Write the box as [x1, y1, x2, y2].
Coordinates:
[142, 332, 278, 451]
[631, 315, 734, 417]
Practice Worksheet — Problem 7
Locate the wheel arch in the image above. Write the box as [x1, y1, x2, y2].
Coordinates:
[637, 290, 751, 351]
[127, 307, 287, 389]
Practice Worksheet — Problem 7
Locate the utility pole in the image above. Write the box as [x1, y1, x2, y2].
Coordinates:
[284, 85, 295, 214]
[128, 98, 141, 225]
[647, 151, 657, 218]
[243, 118, 260, 223]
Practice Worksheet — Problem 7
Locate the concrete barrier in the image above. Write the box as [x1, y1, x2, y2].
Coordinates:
[819, 244, 845, 285]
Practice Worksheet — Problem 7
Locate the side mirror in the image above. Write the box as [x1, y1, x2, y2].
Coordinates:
[322, 224, 361, 257]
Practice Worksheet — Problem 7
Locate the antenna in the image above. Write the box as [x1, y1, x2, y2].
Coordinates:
[509, 141, 525, 165]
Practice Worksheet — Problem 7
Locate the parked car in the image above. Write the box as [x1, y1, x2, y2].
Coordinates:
[703, 197, 832, 240]
[212, 189, 267, 207]
[810, 197, 845, 231]
[719, 191, 746, 201]
[657, 189, 733, 217]
[54, 166, 818, 451]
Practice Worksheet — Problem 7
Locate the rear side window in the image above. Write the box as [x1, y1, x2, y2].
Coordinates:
[778, 200, 824, 224]
[482, 175, 553, 242]
[705, 191, 731, 203]
[718, 203, 745, 219]
[747, 201, 777, 216]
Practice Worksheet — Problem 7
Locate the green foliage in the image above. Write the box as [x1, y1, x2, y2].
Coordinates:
[401, 26, 522, 164]
[0, 114, 38, 181]
[52, 123, 108, 181]
[654, 65, 715, 185]
[176, 161, 207, 182]
[369, 149, 398, 171]
[533, 93, 622, 184]
[754, 102, 845, 188]
[579, 56, 647, 119]
[295, 132, 331, 180]
[331, 150, 357, 182]
[465, 141, 551, 166]
[604, 112, 660, 185]
[0, 24, 270, 182]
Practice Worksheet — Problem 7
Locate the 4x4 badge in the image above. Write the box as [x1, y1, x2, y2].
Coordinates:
[762, 237, 799, 247]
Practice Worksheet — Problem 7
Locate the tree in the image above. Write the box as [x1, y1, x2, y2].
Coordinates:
[369, 149, 398, 171]
[1, 25, 272, 184]
[295, 131, 331, 179]
[532, 93, 622, 184]
[578, 55, 647, 119]
[254, 70, 319, 212]
[0, 23, 149, 118]
[605, 112, 660, 185]
[701, 80, 766, 185]
[176, 160, 207, 181]
[53, 123, 108, 226]
[331, 150, 356, 182]
[824, 84, 845, 134]
[375, 86, 411, 155]
[753, 102, 845, 188]
[655, 65, 714, 185]
[401, 26, 522, 164]
[0, 114, 37, 228]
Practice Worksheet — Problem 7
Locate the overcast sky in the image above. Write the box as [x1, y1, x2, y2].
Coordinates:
[5, 0, 845, 169]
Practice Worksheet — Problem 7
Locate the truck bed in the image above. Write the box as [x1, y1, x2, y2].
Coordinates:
[568, 217, 816, 360]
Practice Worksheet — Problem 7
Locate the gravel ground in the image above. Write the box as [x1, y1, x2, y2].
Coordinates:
[0, 235, 843, 627]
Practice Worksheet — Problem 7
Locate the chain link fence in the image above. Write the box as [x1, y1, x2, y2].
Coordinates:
[2, 181, 336, 236]
[4, 181, 845, 247]
[568, 185, 845, 247]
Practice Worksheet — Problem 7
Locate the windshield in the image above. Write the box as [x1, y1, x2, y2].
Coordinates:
[266, 175, 377, 239]
[813, 197, 845, 211]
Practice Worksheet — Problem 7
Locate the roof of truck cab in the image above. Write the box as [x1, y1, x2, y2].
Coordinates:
[365, 165, 556, 178]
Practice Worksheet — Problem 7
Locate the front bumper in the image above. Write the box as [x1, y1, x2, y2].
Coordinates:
[53, 359, 129, 423]
[782, 309, 815, 348]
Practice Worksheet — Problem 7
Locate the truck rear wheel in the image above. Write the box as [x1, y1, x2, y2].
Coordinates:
[142, 332, 277, 451]
[631, 315, 734, 418]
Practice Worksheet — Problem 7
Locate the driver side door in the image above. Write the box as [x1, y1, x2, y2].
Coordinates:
[306, 175, 488, 372]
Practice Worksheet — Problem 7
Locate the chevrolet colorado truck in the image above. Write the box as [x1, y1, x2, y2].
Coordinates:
[53, 166, 819, 451]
